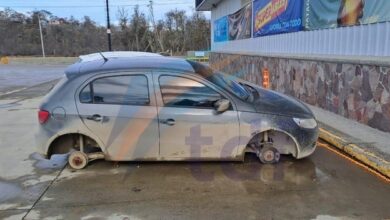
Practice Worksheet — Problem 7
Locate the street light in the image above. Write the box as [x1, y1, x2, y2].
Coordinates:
[38, 12, 46, 58]
[106, 0, 112, 51]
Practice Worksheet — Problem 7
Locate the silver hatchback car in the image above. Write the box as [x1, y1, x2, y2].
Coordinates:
[36, 52, 318, 169]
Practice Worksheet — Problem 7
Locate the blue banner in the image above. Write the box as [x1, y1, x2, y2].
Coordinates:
[214, 16, 228, 42]
[253, 0, 303, 37]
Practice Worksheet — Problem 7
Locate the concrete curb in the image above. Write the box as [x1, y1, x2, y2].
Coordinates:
[319, 128, 390, 179]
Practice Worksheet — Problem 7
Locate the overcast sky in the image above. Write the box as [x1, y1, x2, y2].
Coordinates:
[0, 0, 209, 25]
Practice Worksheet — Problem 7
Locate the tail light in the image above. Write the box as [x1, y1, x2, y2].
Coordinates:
[38, 109, 50, 124]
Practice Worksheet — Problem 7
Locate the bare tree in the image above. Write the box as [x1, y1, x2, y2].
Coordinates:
[0, 7, 211, 56]
[147, 0, 165, 52]
[117, 7, 130, 50]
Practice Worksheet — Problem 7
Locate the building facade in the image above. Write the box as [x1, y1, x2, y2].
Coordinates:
[196, 0, 390, 133]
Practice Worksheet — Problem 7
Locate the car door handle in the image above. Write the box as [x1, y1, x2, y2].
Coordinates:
[161, 118, 175, 126]
[86, 114, 103, 122]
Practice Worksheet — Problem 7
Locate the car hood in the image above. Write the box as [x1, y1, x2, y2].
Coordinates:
[250, 86, 314, 118]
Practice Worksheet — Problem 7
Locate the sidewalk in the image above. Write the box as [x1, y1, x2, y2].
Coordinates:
[309, 105, 390, 178]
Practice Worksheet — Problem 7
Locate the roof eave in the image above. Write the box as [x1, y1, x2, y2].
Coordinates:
[196, 0, 208, 11]
[196, 0, 222, 11]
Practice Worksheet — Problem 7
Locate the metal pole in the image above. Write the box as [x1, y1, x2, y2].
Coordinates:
[106, 0, 112, 51]
[38, 13, 46, 58]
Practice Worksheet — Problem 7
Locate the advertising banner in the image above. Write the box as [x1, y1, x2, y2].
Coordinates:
[214, 16, 228, 42]
[228, 3, 252, 40]
[304, 0, 390, 30]
[253, 0, 303, 37]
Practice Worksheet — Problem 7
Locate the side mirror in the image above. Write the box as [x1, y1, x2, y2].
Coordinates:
[214, 99, 230, 114]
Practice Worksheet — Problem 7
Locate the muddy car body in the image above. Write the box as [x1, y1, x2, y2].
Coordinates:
[36, 52, 318, 169]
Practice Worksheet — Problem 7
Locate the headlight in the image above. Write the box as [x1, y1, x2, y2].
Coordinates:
[293, 118, 317, 129]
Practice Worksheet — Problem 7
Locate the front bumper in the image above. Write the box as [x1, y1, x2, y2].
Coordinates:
[296, 141, 317, 159]
[291, 126, 319, 159]
[273, 116, 319, 159]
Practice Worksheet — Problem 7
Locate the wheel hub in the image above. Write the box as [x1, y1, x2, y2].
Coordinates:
[72, 156, 83, 166]
[258, 145, 280, 164]
[68, 151, 89, 170]
[264, 150, 275, 162]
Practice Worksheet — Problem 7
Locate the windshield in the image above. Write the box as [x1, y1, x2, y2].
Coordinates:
[211, 73, 250, 100]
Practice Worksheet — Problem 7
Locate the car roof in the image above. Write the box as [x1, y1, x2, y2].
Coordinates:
[78, 51, 162, 62]
[65, 55, 197, 78]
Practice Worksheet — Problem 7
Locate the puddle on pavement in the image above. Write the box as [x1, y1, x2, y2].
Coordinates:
[313, 215, 355, 220]
[0, 102, 21, 109]
[30, 153, 68, 171]
[0, 153, 68, 208]
[0, 176, 55, 210]
[0, 99, 23, 109]
[7, 107, 36, 111]
[0, 181, 22, 203]
[187, 154, 319, 185]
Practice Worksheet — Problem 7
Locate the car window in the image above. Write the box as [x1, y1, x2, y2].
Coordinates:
[211, 73, 250, 100]
[80, 84, 92, 103]
[80, 75, 149, 105]
[159, 75, 222, 108]
[186, 60, 250, 100]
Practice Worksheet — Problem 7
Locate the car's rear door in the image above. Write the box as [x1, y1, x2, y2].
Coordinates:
[75, 71, 159, 161]
[153, 71, 240, 160]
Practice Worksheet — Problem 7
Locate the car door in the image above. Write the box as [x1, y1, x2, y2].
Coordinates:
[154, 72, 240, 160]
[75, 71, 159, 161]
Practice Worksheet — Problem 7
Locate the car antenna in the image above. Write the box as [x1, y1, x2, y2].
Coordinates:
[99, 52, 109, 62]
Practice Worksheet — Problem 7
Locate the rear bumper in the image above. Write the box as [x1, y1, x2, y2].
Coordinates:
[35, 125, 53, 157]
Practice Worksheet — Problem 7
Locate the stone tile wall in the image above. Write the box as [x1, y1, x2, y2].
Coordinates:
[210, 52, 390, 132]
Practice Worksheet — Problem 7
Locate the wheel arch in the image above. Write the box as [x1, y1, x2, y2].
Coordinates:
[244, 128, 301, 158]
[45, 131, 104, 158]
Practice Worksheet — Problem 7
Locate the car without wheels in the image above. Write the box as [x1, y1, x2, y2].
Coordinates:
[35, 51, 319, 169]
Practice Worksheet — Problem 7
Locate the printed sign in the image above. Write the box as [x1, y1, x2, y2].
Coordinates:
[304, 0, 390, 30]
[194, 51, 205, 57]
[228, 3, 252, 40]
[214, 16, 228, 42]
[253, 0, 303, 37]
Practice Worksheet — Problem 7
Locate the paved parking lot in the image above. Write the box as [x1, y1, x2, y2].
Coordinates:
[0, 65, 389, 219]
[0, 64, 66, 94]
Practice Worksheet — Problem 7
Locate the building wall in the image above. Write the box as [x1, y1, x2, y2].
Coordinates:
[210, 52, 390, 133]
[211, 1, 390, 57]
[209, 0, 390, 132]
[211, 0, 244, 44]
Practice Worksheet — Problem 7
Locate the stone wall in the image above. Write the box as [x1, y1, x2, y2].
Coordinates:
[210, 52, 390, 133]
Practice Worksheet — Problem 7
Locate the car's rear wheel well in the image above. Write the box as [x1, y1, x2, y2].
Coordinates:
[48, 133, 101, 159]
[245, 130, 298, 157]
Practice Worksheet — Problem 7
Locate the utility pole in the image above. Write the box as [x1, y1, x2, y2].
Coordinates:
[38, 13, 46, 58]
[105, 0, 112, 51]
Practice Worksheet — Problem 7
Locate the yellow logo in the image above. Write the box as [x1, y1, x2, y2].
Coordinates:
[255, 0, 288, 30]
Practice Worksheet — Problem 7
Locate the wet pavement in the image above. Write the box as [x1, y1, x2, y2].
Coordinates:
[30, 147, 390, 219]
[0, 65, 389, 219]
[0, 64, 66, 94]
